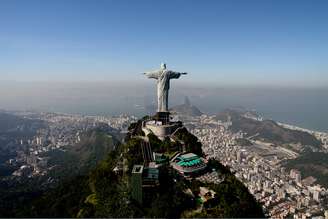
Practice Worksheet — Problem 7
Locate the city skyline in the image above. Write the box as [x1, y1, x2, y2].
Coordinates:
[1, 0, 328, 87]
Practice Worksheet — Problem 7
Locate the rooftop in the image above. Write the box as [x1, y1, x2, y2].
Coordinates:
[181, 153, 198, 159]
[132, 165, 144, 174]
[179, 153, 200, 162]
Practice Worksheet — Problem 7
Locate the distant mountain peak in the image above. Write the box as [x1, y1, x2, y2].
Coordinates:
[170, 96, 202, 116]
[184, 96, 191, 106]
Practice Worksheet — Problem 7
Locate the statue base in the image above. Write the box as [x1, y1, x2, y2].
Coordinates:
[153, 111, 170, 125]
[142, 111, 182, 140]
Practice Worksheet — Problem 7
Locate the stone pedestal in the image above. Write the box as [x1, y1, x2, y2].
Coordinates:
[142, 111, 182, 140]
[153, 112, 170, 124]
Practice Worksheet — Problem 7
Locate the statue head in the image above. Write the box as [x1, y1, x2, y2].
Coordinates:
[160, 63, 167, 70]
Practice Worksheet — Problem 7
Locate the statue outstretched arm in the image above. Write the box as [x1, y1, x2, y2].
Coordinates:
[169, 71, 188, 79]
[143, 71, 161, 79]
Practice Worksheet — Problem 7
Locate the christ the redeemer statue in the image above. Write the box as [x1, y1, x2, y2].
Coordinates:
[143, 63, 187, 112]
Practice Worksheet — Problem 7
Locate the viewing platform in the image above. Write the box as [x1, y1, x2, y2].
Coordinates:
[142, 112, 182, 140]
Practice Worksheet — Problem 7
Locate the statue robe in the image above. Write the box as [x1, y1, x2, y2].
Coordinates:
[145, 70, 182, 112]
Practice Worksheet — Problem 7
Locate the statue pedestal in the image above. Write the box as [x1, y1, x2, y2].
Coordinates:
[153, 112, 170, 125]
[142, 111, 182, 140]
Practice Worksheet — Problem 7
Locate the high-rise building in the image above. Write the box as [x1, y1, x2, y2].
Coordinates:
[236, 151, 242, 163]
[313, 190, 320, 202]
[290, 169, 301, 184]
[278, 188, 286, 199]
[281, 167, 285, 174]
[131, 165, 143, 205]
[295, 172, 301, 184]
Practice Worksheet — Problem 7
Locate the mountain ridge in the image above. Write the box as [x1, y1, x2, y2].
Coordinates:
[216, 109, 322, 149]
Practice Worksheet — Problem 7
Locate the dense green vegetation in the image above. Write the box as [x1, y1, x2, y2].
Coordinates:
[198, 175, 264, 218]
[182, 159, 264, 218]
[0, 176, 44, 217]
[174, 127, 204, 156]
[284, 152, 328, 187]
[45, 129, 119, 179]
[13, 150, 263, 218]
[0, 129, 119, 217]
[124, 137, 144, 173]
[10, 146, 193, 218]
[148, 133, 182, 154]
[15, 175, 91, 217]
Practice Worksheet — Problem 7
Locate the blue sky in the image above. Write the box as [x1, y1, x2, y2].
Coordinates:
[0, 0, 327, 86]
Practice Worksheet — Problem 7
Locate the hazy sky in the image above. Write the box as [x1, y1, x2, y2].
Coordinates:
[1, 0, 327, 87]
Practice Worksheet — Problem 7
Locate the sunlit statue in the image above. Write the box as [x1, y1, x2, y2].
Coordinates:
[143, 63, 187, 112]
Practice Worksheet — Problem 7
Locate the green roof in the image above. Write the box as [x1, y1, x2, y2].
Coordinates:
[155, 156, 168, 164]
[177, 154, 200, 162]
[177, 158, 202, 167]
